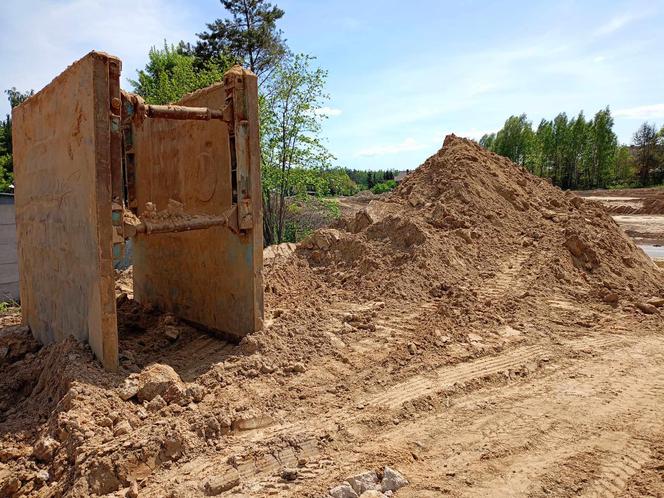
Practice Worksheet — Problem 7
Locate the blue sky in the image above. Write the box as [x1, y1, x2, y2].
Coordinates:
[1, 0, 663, 170]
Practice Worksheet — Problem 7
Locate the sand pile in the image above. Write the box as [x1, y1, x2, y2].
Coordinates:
[0, 135, 662, 497]
[293, 134, 662, 303]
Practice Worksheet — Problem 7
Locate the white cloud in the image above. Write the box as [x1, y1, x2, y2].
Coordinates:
[593, 55, 606, 63]
[614, 104, 664, 119]
[0, 0, 199, 115]
[594, 13, 642, 37]
[357, 137, 426, 157]
[313, 106, 342, 117]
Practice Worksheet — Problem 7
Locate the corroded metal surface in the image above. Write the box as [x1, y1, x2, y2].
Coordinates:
[11, 56, 262, 370]
[132, 67, 263, 340]
[12, 51, 120, 370]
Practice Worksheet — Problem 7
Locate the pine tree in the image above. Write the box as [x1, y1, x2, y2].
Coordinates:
[195, 0, 287, 82]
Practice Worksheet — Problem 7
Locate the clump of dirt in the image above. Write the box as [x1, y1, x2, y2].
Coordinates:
[0, 135, 662, 497]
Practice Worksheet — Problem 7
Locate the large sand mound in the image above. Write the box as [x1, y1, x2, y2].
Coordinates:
[293, 134, 661, 301]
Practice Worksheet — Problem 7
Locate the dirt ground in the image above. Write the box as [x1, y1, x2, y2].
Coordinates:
[577, 186, 664, 215]
[1, 136, 663, 497]
[578, 188, 664, 267]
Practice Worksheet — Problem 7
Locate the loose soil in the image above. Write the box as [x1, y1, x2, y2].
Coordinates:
[1, 135, 663, 497]
[578, 187, 664, 215]
[578, 187, 664, 265]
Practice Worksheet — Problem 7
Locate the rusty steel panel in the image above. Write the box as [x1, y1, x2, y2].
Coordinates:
[132, 68, 263, 339]
[12, 51, 119, 370]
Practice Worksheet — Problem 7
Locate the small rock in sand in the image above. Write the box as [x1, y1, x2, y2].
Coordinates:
[117, 377, 140, 401]
[603, 292, 619, 304]
[381, 467, 409, 492]
[329, 482, 359, 498]
[636, 302, 658, 315]
[32, 436, 59, 462]
[359, 491, 387, 498]
[205, 469, 240, 495]
[113, 420, 132, 436]
[281, 468, 298, 481]
[347, 470, 380, 494]
[125, 481, 139, 498]
[146, 395, 166, 412]
[136, 364, 184, 403]
[647, 297, 664, 308]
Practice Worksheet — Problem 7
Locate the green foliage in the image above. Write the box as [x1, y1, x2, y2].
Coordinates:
[321, 168, 359, 196]
[633, 122, 663, 186]
[479, 133, 496, 149]
[492, 114, 534, 168]
[481, 108, 635, 190]
[371, 179, 397, 194]
[0, 154, 14, 192]
[195, 0, 286, 81]
[612, 145, 637, 187]
[0, 87, 33, 192]
[345, 169, 399, 190]
[260, 53, 335, 245]
[0, 299, 20, 313]
[130, 42, 228, 105]
[5, 88, 34, 109]
[283, 196, 340, 243]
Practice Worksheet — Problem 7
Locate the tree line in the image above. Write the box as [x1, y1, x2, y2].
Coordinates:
[480, 110, 664, 190]
[345, 169, 396, 189]
[0, 88, 34, 192]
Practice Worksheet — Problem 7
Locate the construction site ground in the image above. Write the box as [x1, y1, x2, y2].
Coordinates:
[1, 136, 663, 497]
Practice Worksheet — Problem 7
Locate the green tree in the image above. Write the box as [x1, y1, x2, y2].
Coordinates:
[1, 88, 34, 158]
[479, 133, 496, 150]
[613, 145, 637, 186]
[0, 88, 34, 192]
[633, 122, 660, 186]
[371, 179, 397, 194]
[260, 53, 334, 245]
[533, 119, 553, 178]
[195, 0, 287, 82]
[567, 112, 588, 189]
[585, 108, 617, 188]
[492, 114, 534, 169]
[483, 107, 627, 190]
[0, 155, 13, 192]
[130, 42, 228, 105]
[322, 168, 358, 196]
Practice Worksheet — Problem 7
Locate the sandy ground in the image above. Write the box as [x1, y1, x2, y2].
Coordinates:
[120, 286, 664, 497]
[578, 188, 664, 266]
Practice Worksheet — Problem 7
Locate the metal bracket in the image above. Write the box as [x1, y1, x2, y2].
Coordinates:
[125, 205, 239, 237]
[119, 87, 253, 236]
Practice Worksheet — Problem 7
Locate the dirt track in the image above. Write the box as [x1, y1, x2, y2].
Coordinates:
[132, 293, 664, 497]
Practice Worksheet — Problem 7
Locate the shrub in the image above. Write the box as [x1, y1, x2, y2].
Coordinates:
[371, 179, 397, 194]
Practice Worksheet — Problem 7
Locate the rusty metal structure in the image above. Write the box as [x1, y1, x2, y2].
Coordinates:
[11, 51, 263, 370]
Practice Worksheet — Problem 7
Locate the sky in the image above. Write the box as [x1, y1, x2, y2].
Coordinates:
[1, 0, 663, 171]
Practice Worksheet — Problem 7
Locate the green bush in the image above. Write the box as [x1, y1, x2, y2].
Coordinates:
[282, 196, 341, 243]
[371, 179, 397, 194]
[0, 154, 13, 193]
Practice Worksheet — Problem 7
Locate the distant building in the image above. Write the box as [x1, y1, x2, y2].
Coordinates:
[0, 193, 19, 302]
